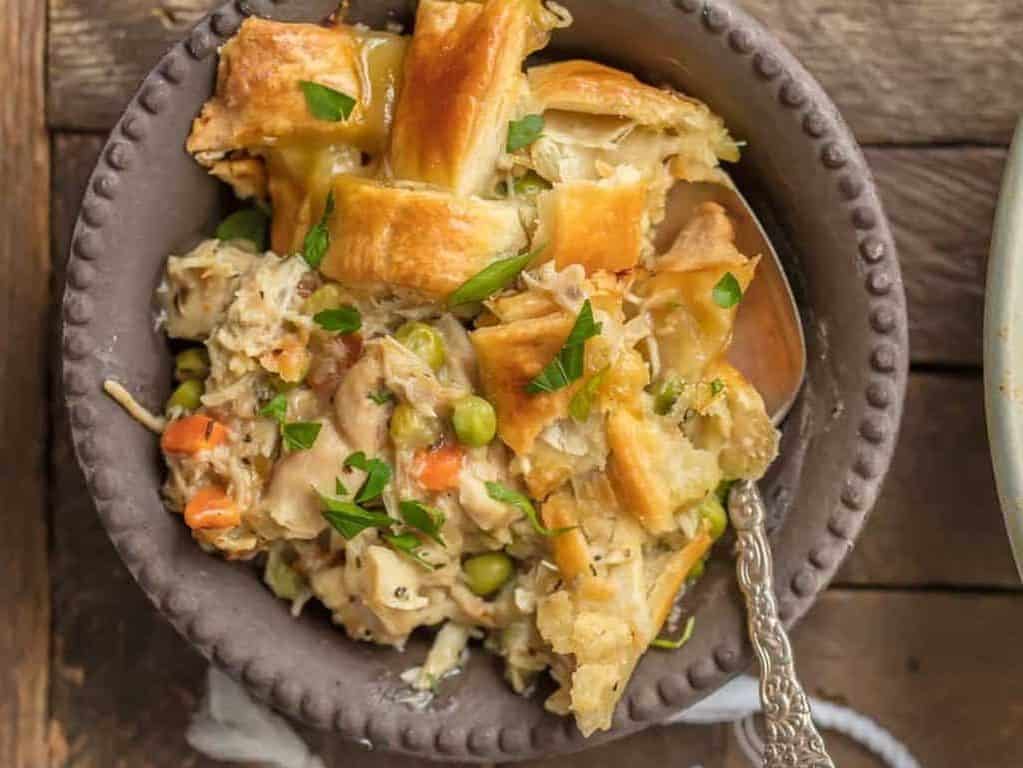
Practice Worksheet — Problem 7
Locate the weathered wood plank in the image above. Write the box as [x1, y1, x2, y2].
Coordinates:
[741, 0, 1023, 145]
[1, 2, 51, 767]
[838, 373, 1017, 588]
[46, 0, 1023, 143]
[784, 591, 1023, 768]
[865, 146, 1000, 368]
[48, 0, 223, 131]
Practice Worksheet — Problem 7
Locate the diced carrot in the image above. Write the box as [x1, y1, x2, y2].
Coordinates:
[416, 444, 464, 492]
[184, 486, 240, 530]
[161, 414, 228, 455]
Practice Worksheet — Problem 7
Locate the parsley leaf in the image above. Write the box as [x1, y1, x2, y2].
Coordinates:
[344, 451, 393, 504]
[712, 272, 742, 308]
[399, 500, 446, 546]
[314, 305, 361, 334]
[715, 479, 737, 505]
[507, 114, 544, 152]
[215, 208, 269, 251]
[335, 477, 349, 497]
[526, 299, 602, 394]
[710, 378, 725, 396]
[569, 365, 610, 422]
[367, 389, 395, 405]
[384, 532, 438, 570]
[320, 494, 393, 539]
[282, 421, 322, 451]
[299, 81, 357, 122]
[651, 616, 696, 650]
[259, 393, 288, 425]
[302, 191, 335, 269]
[485, 481, 574, 537]
[447, 247, 540, 307]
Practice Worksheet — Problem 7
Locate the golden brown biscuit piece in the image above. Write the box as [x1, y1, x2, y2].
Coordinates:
[317, 176, 528, 297]
[534, 169, 648, 274]
[528, 60, 714, 128]
[541, 491, 594, 582]
[607, 408, 721, 536]
[698, 360, 780, 481]
[638, 202, 759, 381]
[471, 311, 578, 455]
[187, 18, 407, 158]
[389, 0, 561, 195]
[525, 60, 739, 184]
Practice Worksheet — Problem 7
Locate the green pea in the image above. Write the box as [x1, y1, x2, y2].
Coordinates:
[303, 283, 346, 316]
[167, 379, 204, 412]
[652, 375, 684, 415]
[513, 171, 553, 196]
[390, 402, 441, 448]
[463, 552, 514, 597]
[698, 494, 728, 540]
[174, 347, 210, 382]
[264, 546, 306, 601]
[395, 322, 446, 371]
[452, 395, 497, 447]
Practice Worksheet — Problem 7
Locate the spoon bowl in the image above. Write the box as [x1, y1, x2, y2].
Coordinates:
[660, 182, 831, 765]
[658, 180, 807, 425]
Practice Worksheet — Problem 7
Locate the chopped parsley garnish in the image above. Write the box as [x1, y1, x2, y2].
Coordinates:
[485, 482, 574, 537]
[710, 378, 725, 396]
[282, 421, 322, 451]
[299, 81, 357, 122]
[344, 451, 393, 504]
[569, 365, 610, 422]
[259, 393, 288, 424]
[526, 299, 602, 394]
[399, 500, 446, 546]
[320, 494, 394, 539]
[302, 191, 335, 269]
[447, 247, 540, 307]
[651, 616, 696, 650]
[260, 394, 321, 452]
[313, 304, 361, 334]
[367, 389, 395, 405]
[215, 208, 269, 251]
[506, 114, 545, 152]
[384, 532, 439, 570]
[712, 272, 742, 308]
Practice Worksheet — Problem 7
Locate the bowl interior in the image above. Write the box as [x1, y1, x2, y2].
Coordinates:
[63, 0, 907, 761]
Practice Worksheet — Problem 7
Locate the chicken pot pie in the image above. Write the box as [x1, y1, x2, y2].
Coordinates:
[111, 0, 780, 737]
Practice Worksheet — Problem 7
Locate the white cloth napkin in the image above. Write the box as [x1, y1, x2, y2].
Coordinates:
[188, 667, 921, 768]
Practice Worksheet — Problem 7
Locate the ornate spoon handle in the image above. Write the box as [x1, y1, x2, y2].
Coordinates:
[728, 480, 835, 768]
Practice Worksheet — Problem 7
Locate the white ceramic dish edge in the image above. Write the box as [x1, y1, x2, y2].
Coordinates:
[984, 117, 1023, 582]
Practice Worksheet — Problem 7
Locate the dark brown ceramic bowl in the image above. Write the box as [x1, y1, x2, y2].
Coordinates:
[62, 0, 908, 761]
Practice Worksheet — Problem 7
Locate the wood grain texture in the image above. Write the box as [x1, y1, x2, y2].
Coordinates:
[47, 0, 1023, 144]
[838, 373, 1017, 588]
[1, 2, 51, 768]
[785, 591, 1023, 768]
[865, 147, 1001, 367]
[741, 0, 1023, 144]
[48, 0, 219, 130]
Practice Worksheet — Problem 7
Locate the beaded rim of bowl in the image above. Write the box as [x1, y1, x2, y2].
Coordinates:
[62, 0, 908, 760]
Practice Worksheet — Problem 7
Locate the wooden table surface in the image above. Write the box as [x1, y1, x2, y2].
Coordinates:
[4, 1, 1022, 766]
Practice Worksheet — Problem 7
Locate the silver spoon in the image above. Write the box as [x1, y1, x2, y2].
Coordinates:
[660, 182, 833, 768]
